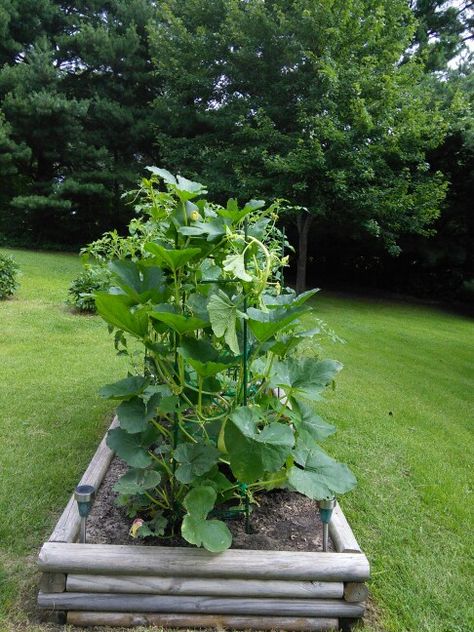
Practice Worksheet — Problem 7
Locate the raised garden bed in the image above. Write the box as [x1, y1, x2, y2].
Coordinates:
[37, 418, 370, 630]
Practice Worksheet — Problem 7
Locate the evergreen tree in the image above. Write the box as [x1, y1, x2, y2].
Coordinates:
[0, 0, 159, 245]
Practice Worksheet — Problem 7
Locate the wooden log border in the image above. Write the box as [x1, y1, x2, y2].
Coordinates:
[38, 414, 370, 631]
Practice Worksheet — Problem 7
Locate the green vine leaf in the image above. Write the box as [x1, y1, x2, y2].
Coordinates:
[99, 375, 148, 400]
[270, 358, 343, 401]
[113, 468, 161, 495]
[109, 260, 168, 304]
[95, 293, 149, 338]
[106, 428, 153, 468]
[144, 243, 201, 272]
[181, 486, 232, 552]
[178, 337, 237, 377]
[247, 305, 310, 342]
[225, 406, 294, 483]
[223, 253, 253, 282]
[207, 290, 240, 354]
[149, 309, 209, 335]
[288, 445, 356, 500]
[116, 393, 161, 434]
[174, 443, 220, 484]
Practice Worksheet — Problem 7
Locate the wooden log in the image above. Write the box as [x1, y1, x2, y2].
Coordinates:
[66, 574, 344, 599]
[38, 592, 365, 617]
[49, 416, 119, 544]
[67, 611, 339, 630]
[39, 573, 66, 593]
[39, 543, 370, 582]
[329, 503, 361, 554]
[344, 582, 369, 603]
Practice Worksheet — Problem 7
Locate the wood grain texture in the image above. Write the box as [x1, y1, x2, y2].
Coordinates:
[49, 417, 118, 544]
[329, 503, 362, 554]
[67, 611, 339, 630]
[38, 592, 365, 617]
[39, 543, 370, 582]
[66, 574, 344, 599]
[344, 582, 369, 603]
[39, 573, 66, 593]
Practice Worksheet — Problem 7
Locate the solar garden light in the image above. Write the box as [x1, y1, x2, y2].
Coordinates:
[74, 484, 96, 543]
[319, 496, 337, 552]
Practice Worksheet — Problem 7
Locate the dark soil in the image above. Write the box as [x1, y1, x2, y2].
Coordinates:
[86, 456, 333, 551]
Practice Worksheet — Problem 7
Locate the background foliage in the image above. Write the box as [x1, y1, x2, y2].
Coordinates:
[0, 0, 472, 298]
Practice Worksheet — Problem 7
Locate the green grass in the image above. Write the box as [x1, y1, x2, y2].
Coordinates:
[310, 292, 474, 632]
[0, 248, 125, 626]
[0, 251, 472, 631]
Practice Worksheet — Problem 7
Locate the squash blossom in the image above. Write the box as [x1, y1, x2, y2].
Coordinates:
[129, 518, 144, 538]
[190, 210, 201, 221]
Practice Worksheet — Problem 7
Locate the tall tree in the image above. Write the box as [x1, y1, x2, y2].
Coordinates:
[0, 0, 159, 245]
[149, 0, 449, 291]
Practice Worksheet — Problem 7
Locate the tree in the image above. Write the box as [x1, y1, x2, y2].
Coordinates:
[149, 0, 449, 292]
[409, 1, 474, 70]
[0, 0, 159, 245]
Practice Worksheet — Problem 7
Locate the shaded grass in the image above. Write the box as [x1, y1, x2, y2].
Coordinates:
[0, 251, 472, 631]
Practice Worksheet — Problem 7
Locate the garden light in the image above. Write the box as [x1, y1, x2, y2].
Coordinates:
[74, 484, 96, 544]
[319, 496, 337, 552]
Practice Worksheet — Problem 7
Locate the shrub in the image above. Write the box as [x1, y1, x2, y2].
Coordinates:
[67, 266, 111, 312]
[95, 167, 356, 552]
[0, 254, 19, 300]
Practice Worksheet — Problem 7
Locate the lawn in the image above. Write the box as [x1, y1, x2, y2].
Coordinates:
[0, 249, 472, 632]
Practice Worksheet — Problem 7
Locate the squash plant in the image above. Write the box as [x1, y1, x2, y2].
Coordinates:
[96, 167, 356, 552]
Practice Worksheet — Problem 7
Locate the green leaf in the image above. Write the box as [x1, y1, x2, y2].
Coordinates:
[175, 175, 207, 201]
[174, 443, 220, 483]
[113, 468, 161, 495]
[178, 338, 237, 377]
[262, 289, 318, 308]
[288, 445, 356, 500]
[95, 293, 149, 338]
[109, 261, 168, 304]
[116, 393, 161, 434]
[99, 376, 148, 400]
[247, 305, 309, 342]
[291, 400, 336, 441]
[217, 198, 265, 223]
[225, 406, 294, 483]
[146, 166, 177, 185]
[149, 309, 209, 335]
[144, 243, 201, 272]
[106, 428, 153, 468]
[270, 358, 343, 402]
[179, 218, 228, 241]
[183, 485, 216, 519]
[207, 290, 240, 354]
[181, 515, 232, 552]
[223, 253, 253, 282]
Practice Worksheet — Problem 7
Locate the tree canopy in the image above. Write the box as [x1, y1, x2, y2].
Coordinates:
[0, 0, 472, 296]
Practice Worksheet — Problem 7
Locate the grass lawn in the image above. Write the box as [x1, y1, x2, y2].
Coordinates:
[0, 248, 126, 628]
[0, 249, 472, 631]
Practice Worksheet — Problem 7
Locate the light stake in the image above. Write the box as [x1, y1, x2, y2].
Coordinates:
[319, 496, 337, 552]
[74, 484, 96, 543]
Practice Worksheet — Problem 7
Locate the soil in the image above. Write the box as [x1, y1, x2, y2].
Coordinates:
[86, 457, 333, 552]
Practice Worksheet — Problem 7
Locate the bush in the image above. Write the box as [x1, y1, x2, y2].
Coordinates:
[67, 266, 111, 312]
[0, 254, 19, 299]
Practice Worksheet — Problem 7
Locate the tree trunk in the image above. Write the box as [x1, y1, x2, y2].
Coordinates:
[296, 212, 314, 294]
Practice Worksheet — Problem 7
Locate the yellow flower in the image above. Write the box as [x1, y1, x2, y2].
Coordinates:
[190, 210, 201, 221]
[129, 518, 144, 538]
